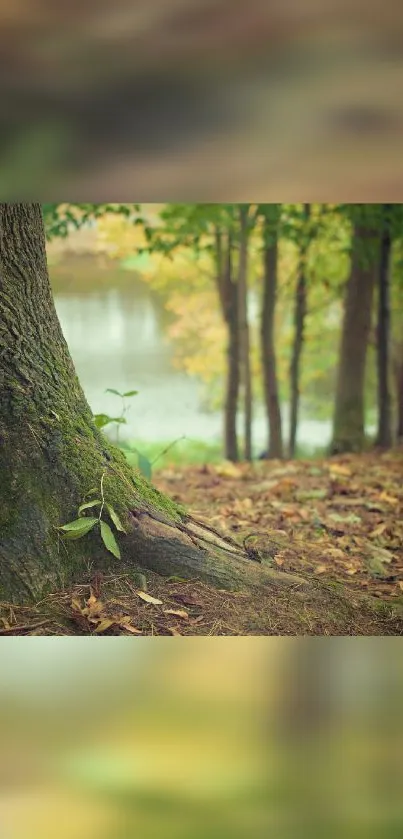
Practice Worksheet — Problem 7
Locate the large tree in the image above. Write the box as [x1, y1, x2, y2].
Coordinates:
[260, 204, 283, 458]
[331, 212, 379, 454]
[0, 203, 303, 603]
[375, 204, 393, 448]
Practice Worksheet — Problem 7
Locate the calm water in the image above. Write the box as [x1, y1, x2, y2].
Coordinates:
[52, 265, 334, 452]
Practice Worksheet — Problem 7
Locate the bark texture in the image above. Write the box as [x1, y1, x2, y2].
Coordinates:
[331, 223, 378, 454]
[375, 205, 393, 448]
[289, 203, 310, 458]
[0, 204, 304, 603]
[215, 227, 239, 461]
[237, 205, 252, 460]
[261, 212, 283, 458]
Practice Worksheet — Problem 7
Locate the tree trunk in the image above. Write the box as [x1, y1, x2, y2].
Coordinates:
[394, 343, 403, 443]
[261, 211, 283, 458]
[0, 204, 307, 604]
[214, 228, 239, 461]
[330, 222, 378, 454]
[237, 205, 252, 460]
[375, 205, 393, 448]
[289, 203, 310, 458]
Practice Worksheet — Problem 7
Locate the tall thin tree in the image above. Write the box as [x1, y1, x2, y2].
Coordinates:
[289, 203, 311, 458]
[375, 204, 393, 448]
[260, 205, 283, 458]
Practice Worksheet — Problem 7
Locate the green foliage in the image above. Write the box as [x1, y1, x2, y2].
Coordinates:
[58, 473, 126, 559]
[42, 203, 140, 240]
[99, 520, 121, 559]
[94, 414, 127, 430]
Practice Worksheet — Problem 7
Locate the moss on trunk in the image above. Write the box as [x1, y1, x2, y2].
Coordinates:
[0, 203, 307, 604]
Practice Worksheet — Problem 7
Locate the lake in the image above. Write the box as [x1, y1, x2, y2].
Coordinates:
[51, 258, 335, 454]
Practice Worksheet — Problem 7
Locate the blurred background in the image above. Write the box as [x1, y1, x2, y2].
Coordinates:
[0, 638, 402, 838]
[2, 0, 403, 198]
[44, 201, 403, 468]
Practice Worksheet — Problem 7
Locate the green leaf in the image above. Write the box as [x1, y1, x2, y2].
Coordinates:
[59, 517, 98, 540]
[137, 452, 152, 480]
[94, 414, 127, 429]
[122, 390, 138, 398]
[105, 388, 123, 397]
[106, 504, 126, 533]
[78, 500, 102, 515]
[100, 520, 121, 559]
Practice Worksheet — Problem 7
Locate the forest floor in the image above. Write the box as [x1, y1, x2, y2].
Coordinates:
[1, 451, 403, 636]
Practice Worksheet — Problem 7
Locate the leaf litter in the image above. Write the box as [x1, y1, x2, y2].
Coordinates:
[1, 451, 402, 635]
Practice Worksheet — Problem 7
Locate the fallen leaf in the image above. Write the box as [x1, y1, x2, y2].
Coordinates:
[326, 548, 346, 559]
[315, 565, 327, 574]
[379, 492, 399, 506]
[163, 609, 189, 620]
[167, 627, 182, 635]
[399, 582, 403, 592]
[369, 522, 387, 538]
[364, 544, 393, 578]
[214, 462, 242, 478]
[329, 464, 352, 477]
[172, 593, 202, 606]
[94, 619, 115, 633]
[136, 591, 163, 605]
[120, 622, 142, 634]
[71, 598, 84, 612]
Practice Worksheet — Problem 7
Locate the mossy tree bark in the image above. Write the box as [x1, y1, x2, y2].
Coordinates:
[331, 222, 379, 454]
[0, 203, 304, 604]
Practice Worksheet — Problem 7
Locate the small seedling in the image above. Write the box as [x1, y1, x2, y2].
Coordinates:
[58, 472, 126, 559]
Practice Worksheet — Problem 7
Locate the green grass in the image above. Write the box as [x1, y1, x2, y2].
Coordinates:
[119, 438, 224, 472]
[117, 437, 330, 473]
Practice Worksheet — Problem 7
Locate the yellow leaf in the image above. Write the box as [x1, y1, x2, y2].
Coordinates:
[214, 462, 242, 478]
[399, 582, 403, 592]
[315, 565, 327, 574]
[94, 619, 115, 634]
[369, 522, 387, 538]
[71, 598, 83, 612]
[87, 595, 97, 607]
[326, 548, 346, 559]
[329, 464, 352, 477]
[379, 492, 399, 506]
[136, 591, 163, 605]
[163, 609, 189, 620]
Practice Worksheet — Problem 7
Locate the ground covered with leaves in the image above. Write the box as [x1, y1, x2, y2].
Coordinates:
[1, 452, 402, 636]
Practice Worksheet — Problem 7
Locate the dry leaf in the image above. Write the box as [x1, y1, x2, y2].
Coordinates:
[326, 548, 346, 559]
[379, 492, 399, 506]
[163, 609, 189, 620]
[167, 627, 182, 636]
[329, 464, 352, 477]
[120, 623, 142, 634]
[136, 591, 163, 605]
[71, 598, 83, 612]
[94, 619, 115, 633]
[214, 462, 242, 478]
[398, 581, 403, 592]
[315, 565, 327, 574]
[369, 522, 387, 538]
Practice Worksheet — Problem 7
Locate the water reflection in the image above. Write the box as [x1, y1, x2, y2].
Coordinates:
[52, 266, 335, 450]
